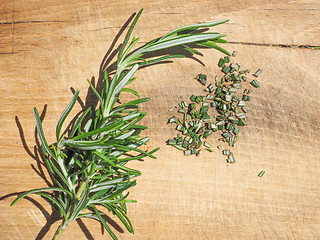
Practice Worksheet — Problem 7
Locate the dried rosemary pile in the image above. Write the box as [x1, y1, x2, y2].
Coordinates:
[167, 51, 263, 162]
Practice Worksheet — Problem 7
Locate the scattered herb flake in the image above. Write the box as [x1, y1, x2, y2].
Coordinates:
[167, 51, 262, 165]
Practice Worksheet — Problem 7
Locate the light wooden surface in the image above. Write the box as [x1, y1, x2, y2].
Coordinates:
[1, 0, 320, 239]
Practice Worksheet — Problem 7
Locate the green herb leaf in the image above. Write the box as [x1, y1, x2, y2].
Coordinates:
[56, 90, 79, 142]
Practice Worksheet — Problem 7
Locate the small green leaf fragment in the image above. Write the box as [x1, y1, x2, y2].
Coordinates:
[218, 58, 226, 67]
[250, 79, 260, 88]
[253, 69, 263, 77]
[242, 95, 251, 101]
[222, 66, 230, 74]
[196, 74, 207, 86]
[196, 149, 202, 157]
[227, 152, 235, 163]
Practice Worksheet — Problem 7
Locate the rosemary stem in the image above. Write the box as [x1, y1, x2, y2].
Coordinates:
[53, 221, 67, 240]
[121, 49, 143, 68]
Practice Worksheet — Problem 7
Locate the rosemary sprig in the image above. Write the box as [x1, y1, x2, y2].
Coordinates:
[11, 8, 229, 240]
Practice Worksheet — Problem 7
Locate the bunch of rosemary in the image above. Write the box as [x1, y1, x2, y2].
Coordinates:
[11, 9, 229, 239]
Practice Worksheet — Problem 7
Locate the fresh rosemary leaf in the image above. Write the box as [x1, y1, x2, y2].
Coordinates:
[70, 119, 124, 141]
[159, 19, 229, 41]
[117, 8, 143, 64]
[87, 79, 104, 109]
[33, 108, 57, 161]
[91, 205, 118, 240]
[56, 90, 79, 142]
[36, 192, 67, 219]
[144, 33, 224, 52]
[11, 187, 73, 206]
[121, 87, 140, 97]
[138, 54, 186, 66]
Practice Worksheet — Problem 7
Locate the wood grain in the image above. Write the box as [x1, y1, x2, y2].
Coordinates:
[1, 0, 319, 239]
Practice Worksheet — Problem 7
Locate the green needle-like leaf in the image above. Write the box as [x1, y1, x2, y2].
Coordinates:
[11, 187, 73, 206]
[118, 9, 144, 64]
[102, 203, 134, 233]
[121, 87, 140, 97]
[91, 204, 118, 240]
[87, 80, 104, 110]
[36, 192, 67, 220]
[56, 90, 79, 142]
[144, 33, 222, 52]
[70, 118, 124, 141]
[138, 54, 186, 66]
[34, 108, 57, 161]
[159, 19, 229, 41]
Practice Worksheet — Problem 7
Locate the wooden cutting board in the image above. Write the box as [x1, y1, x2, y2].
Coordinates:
[1, 0, 319, 239]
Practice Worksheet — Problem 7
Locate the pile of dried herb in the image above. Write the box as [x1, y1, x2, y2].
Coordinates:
[167, 51, 262, 162]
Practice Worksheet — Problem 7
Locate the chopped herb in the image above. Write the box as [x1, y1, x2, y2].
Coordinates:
[242, 95, 251, 101]
[222, 149, 230, 155]
[196, 74, 207, 85]
[167, 52, 262, 164]
[237, 118, 246, 126]
[218, 58, 226, 67]
[241, 75, 247, 82]
[222, 132, 231, 138]
[238, 100, 245, 107]
[203, 129, 213, 138]
[253, 69, 263, 77]
[184, 150, 191, 156]
[205, 83, 214, 93]
[174, 145, 184, 151]
[227, 152, 235, 163]
[204, 141, 211, 148]
[168, 139, 176, 145]
[230, 63, 240, 71]
[191, 149, 197, 155]
[206, 94, 214, 100]
[196, 149, 202, 157]
[222, 66, 230, 74]
[250, 79, 260, 88]
[258, 171, 265, 177]
[168, 116, 178, 124]
[233, 127, 240, 135]
[190, 95, 196, 102]
[236, 112, 246, 119]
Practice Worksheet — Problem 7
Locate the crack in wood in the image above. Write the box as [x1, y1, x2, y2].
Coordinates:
[0, 49, 29, 54]
[0, 52, 17, 54]
[228, 41, 320, 49]
[11, 0, 15, 54]
[0, 20, 66, 25]
[157, 12, 183, 14]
